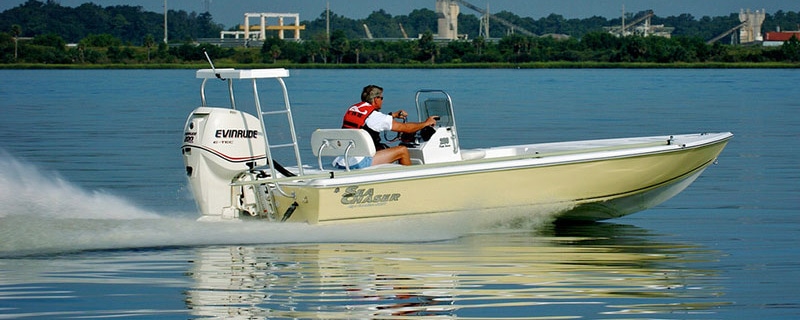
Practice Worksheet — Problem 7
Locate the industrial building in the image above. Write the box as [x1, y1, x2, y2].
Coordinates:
[199, 2, 784, 48]
[220, 13, 305, 41]
[604, 9, 674, 38]
[763, 31, 800, 46]
[707, 9, 767, 44]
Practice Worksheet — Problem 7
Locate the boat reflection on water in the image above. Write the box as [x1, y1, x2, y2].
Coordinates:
[185, 223, 730, 318]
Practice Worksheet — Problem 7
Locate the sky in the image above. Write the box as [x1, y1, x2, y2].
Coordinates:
[2, 0, 797, 29]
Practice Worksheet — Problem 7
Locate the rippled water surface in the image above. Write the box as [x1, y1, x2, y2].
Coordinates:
[0, 69, 798, 319]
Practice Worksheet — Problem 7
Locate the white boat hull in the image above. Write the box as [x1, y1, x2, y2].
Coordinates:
[268, 133, 731, 224]
[183, 68, 732, 225]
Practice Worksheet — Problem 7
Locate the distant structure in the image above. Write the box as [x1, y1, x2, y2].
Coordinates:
[436, 0, 460, 40]
[763, 31, 800, 46]
[479, 3, 490, 38]
[220, 12, 305, 40]
[707, 9, 766, 44]
[605, 8, 673, 38]
[739, 9, 765, 43]
[435, 0, 536, 40]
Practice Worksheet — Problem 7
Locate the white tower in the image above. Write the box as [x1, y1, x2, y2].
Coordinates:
[739, 9, 766, 43]
[436, 0, 459, 40]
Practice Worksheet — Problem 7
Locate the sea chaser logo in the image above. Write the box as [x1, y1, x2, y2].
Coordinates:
[339, 186, 401, 207]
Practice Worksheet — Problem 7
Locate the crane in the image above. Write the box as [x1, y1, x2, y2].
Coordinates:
[707, 22, 747, 44]
[454, 0, 536, 37]
[399, 23, 409, 39]
[362, 24, 373, 39]
[607, 10, 655, 36]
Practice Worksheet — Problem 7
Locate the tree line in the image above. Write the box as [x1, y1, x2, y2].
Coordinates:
[1, 0, 799, 65]
[0, 0, 222, 44]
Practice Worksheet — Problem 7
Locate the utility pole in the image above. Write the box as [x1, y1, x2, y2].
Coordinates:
[163, 0, 168, 44]
[11, 24, 20, 61]
[621, 4, 625, 37]
[326, 1, 330, 43]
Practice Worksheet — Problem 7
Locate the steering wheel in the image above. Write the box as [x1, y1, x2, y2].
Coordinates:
[384, 112, 406, 142]
[396, 115, 441, 146]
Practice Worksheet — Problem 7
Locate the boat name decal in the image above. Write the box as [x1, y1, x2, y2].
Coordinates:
[339, 186, 401, 206]
[215, 129, 259, 139]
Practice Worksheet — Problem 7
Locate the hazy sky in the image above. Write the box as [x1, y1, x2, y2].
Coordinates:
[2, 0, 796, 28]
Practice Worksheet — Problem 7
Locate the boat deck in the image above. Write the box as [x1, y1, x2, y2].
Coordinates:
[255, 132, 732, 186]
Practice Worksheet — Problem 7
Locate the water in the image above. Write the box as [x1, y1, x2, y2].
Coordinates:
[0, 68, 797, 318]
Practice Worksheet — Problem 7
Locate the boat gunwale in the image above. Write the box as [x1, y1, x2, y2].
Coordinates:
[232, 132, 732, 188]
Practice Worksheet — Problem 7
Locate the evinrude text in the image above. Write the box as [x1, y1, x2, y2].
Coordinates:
[215, 129, 259, 139]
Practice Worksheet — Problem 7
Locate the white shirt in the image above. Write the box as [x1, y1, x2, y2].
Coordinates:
[364, 110, 394, 132]
[332, 110, 394, 168]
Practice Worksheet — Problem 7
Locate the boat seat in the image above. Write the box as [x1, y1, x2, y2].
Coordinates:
[311, 129, 377, 171]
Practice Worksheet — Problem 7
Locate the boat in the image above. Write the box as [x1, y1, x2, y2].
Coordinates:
[181, 68, 732, 224]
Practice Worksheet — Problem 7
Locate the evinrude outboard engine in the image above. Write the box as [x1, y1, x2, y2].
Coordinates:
[182, 107, 272, 220]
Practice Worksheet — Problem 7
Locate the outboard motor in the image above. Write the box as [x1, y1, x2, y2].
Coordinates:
[182, 107, 269, 220]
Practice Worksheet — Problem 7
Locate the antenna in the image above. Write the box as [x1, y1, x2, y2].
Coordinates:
[203, 49, 225, 80]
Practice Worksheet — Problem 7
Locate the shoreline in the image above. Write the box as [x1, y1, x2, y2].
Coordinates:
[1, 61, 798, 69]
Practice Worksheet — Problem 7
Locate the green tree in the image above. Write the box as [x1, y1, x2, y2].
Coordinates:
[143, 34, 155, 62]
[581, 31, 619, 51]
[156, 41, 170, 61]
[27, 33, 69, 63]
[780, 35, 800, 62]
[0, 1, 223, 44]
[261, 37, 283, 63]
[330, 30, 350, 63]
[302, 37, 324, 63]
[80, 34, 122, 47]
[260, 37, 294, 63]
[106, 45, 135, 63]
[440, 40, 475, 63]
[615, 36, 647, 62]
[269, 45, 281, 63]
[472, 36, 486, 55]
[32, 33, 66, 50]
[417, 30, 436, 63]
[171, 42, 218, 61]
[400, 8, 437, 37]
[80, 47, 105, 63]
[363, 9, 398, 38]
[386, 40, 417, 63]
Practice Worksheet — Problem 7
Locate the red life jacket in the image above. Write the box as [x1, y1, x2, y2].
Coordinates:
[341, 102, 376, 129]
[341, 102, 386, 150]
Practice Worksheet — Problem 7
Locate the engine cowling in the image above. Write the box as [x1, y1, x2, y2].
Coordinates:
[182, 107, 267, 219]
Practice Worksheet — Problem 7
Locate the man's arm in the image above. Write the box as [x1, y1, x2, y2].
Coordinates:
[391, 117, 437, 133]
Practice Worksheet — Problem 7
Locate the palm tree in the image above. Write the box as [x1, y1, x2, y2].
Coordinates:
[11, 24, 21, 61]
[144, 34, 155, 62]
[417, 31, 436, 63]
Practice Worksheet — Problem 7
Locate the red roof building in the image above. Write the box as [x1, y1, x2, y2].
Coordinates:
[763, 32, 800, 46]
[765, 32, 800, 41]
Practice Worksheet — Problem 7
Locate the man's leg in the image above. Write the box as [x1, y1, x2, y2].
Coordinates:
[372, 145, 411, 165]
